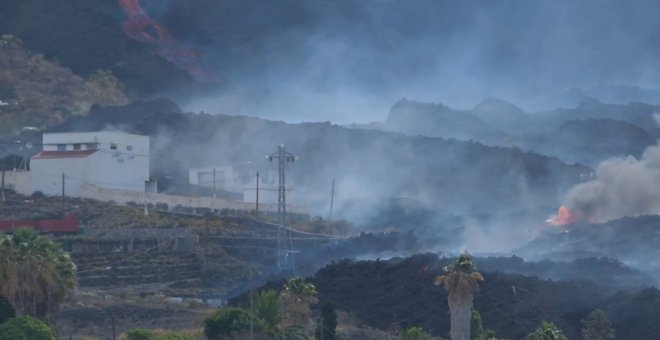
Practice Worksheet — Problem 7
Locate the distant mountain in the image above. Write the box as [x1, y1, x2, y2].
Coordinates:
[382, 99, 508, 144]
[379, 97, 660, 166]
[472, 97, 534, 134]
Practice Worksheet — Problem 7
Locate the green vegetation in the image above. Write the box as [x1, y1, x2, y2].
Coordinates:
[435, 254, 484, 340]
[203, 307, 256, 339]
[0, 228, 76, 319]
[254, 290, 283, 330]
[0, 316, 56, 340]
[527, 322, 567, 340]
[125, 328, 197, 340]
[400, 326, 432, 340]
[470, 309, 496, 340]
[581, 309, 615, 340]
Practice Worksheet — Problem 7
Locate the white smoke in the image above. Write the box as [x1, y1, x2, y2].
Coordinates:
[563, 143, 660, 222]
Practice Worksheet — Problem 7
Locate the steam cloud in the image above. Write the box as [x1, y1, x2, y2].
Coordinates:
[563, 143, 660, 222]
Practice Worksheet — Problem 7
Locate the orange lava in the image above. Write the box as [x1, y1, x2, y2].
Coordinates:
[118, 0, 215, 81]
[547, 205, 582, 225]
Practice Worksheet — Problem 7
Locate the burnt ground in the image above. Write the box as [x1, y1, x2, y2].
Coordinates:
[307, 254, 660, 340]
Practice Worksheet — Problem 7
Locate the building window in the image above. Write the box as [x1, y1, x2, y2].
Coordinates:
[85, 143, 96, 150]
[57, 144, 66, 151]
[73, 144, 81, 150]
[110, 143, 118, 150]
[126, 145, 133, 151]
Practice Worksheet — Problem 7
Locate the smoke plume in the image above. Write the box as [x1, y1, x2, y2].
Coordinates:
[563, 143, 660, 222]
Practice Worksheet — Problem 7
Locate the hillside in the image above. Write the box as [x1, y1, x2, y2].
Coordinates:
[0, 35, 127, 133]
[0, 0, 199, 97]
[517, 215, 660, 278]
[376, 97, 660, 167]
[51, 99, 591, 221]
[307, 254, 660, 340]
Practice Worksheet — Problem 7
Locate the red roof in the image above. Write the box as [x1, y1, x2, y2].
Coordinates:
[32, 150, 97, 159]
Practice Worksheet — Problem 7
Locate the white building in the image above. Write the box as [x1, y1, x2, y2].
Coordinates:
[188, 166, 240, 192]
[30, 131, 151, 197]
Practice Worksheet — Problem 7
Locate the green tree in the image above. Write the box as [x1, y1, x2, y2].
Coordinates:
[527, 322, 567, 340]
[254, 290, 283, 330]
[315, 301, 337, 340]
[0, 228, 77, 319]
[435, 254, 484, 340]
[400, 326, 432, 340]
[204, 307, 255, 340]
[0, 316, 56, 340]
[581, 309, 615, 340]
[252, 289, 305, 340]
[470, 309, 496, 340]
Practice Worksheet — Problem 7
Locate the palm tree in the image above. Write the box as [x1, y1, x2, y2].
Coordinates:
[281, 277, 318, 332]
[0, 228, 77, 319]
[435, 254, 483, 340]
[252, 289, 304, 340]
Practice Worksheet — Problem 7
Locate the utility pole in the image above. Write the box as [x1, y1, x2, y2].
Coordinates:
[1, 158, 5, 203]
[329, 179, 335, 220]
[255, 171, 259, 218]
[267, 144, 298, 269]
[212, 167, 216, 198]
[61, 172, 65, 210]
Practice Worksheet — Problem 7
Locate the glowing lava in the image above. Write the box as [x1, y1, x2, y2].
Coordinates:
[118, 0, 215, 81]
[546, 205, 583, 225]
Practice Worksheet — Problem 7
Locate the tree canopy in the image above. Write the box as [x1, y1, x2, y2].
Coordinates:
[0, 228, 76, 319]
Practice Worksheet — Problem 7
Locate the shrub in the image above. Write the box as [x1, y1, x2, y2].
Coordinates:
[400, 326, 432, 340]
[0, 316, 56, 340]
[204, 307, 255, 340]
[126, 329, 156, 340]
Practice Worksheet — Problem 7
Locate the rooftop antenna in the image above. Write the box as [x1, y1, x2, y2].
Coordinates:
[267, 144, 298, 270]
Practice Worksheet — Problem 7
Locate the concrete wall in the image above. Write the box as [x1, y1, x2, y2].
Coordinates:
[85, 148, 149, 192]
[30, 157, 87, 196]
[80, 184, 308, 214]
[2, 170, 32, 195]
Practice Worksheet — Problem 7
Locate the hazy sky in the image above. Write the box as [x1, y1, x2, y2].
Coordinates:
[146, 0, 660, 122]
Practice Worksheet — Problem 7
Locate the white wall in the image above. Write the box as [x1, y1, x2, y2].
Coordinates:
[2, 171, 31, 195]
[30, 157, 88, 196]
[34, 132, 150, 194]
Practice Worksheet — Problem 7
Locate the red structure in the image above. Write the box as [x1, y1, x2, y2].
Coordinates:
[0, 214, 80, 234]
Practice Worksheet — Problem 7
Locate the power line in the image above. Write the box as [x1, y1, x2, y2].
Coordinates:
[267, 144, 298, 271]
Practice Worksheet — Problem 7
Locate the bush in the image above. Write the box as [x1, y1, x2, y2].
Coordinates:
[527, 322, 567, 340]
[0, 316, 56, 340]
[400, 326, 432, 340]
[126, 329, 156, 340]
[125, 329, 195, 340]
[204, 307, 255, 339]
